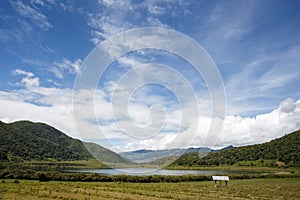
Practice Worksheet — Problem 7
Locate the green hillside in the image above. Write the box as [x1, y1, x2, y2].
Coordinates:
[84, 142, 131, 164]
[0, 120, 129, 164]
[172, 130, 300, 168]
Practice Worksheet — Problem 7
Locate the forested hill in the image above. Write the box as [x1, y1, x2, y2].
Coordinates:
[0, 120, 129, 163]
[172, 130, 300, 167]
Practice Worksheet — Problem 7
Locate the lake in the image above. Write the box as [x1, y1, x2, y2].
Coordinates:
[73, 168, 262, 176]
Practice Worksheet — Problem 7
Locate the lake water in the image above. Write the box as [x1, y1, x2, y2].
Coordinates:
[74, 168, 261, 176]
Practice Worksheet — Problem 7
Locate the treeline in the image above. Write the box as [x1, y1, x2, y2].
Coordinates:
[172, 130, 300, 168]
[0, 161, 106, 172]
[0, 169, 211, 183]
[1, 169, 299, 183]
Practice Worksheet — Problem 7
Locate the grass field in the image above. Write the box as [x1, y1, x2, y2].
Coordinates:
[1, 178, 300, 200]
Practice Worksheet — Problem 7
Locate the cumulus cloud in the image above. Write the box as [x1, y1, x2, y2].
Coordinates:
[279, 98, 296, 113]
[123, 98, 300, 151]
[13, 69, 40, 88]
[220, 98, 300, 147]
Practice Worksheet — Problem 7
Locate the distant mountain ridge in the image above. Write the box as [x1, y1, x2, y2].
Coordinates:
[120, 147, 226, 163]
[0, 120, 129, 164]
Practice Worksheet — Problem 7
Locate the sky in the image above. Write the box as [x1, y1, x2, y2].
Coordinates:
[1, 0, 300, 153]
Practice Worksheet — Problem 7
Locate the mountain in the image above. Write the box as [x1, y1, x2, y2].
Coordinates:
[215, 145, 235, 152]
[120, 147, 212, 163]
[83, 142, 131, 164]
[171, 130, 300, 167]
[0, 120, 129, 164]
[222, 145, 234, 150]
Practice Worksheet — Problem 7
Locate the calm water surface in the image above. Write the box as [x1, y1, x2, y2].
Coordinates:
[74, 168, 262, 176]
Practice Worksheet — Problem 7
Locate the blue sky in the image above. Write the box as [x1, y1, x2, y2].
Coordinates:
[1, 0, 300, 152]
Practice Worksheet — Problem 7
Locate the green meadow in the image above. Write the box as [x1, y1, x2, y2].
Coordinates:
[1, 178, 300, 200]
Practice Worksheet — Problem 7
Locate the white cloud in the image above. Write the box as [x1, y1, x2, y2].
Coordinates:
[51, 67, 64, 79]
[279, 98, 296, 113]
[13, 69, 40, 88]
[88, 12, 134, 44]
[13, 69, 34, 77]
[0, 88, 75, 137]
[117, 56, 143, 68]
[220, 98, 300, 147]
[99, 0, 129, 8]
[122, 98, 300, 151]
[30, 0, 45, 6]
[87, 0, 185, 44]
[21, 76, 40, 88]
[30, 0, 55, 7]
[59, 2, 75, 12]
[148, 5, 167, 16]
[12, 0, 52, 30]
[53, 58, 82, 78]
